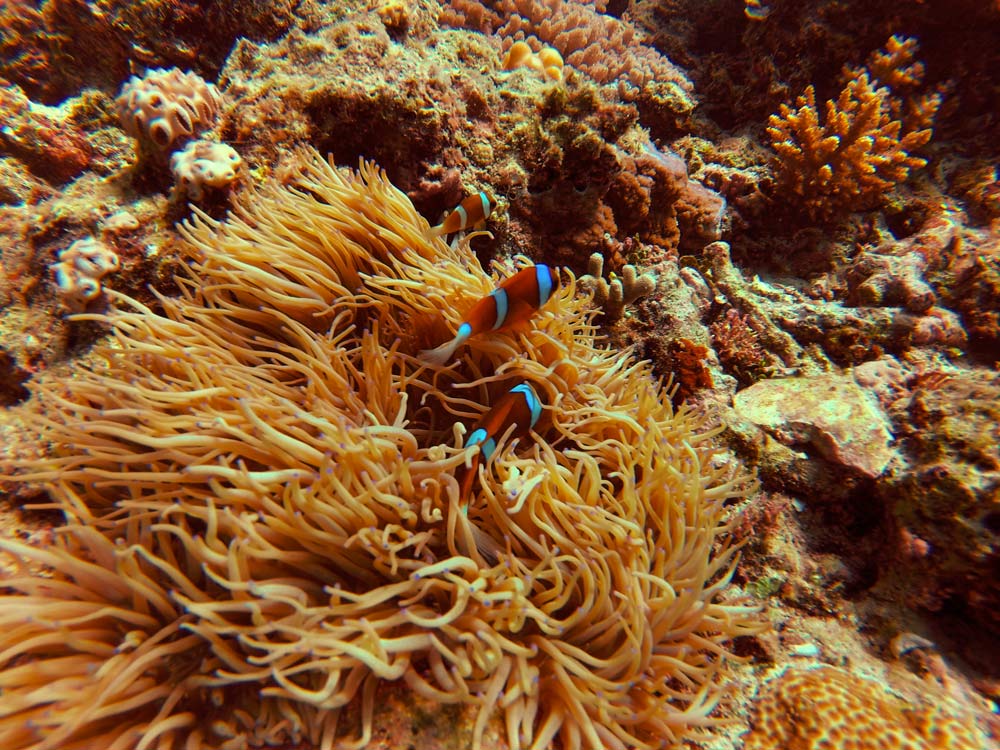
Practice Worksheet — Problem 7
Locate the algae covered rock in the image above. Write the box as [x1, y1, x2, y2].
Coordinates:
[884, 370, 1000, 633]
[734, 372, 897, 479]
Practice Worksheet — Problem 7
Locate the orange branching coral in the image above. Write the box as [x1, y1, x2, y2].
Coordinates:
[768, 36, 939, 221]
[849, 35, 943, 135]
[743, 666, 986, 750]
[863, 35, 927, 93]
[2, 150, 761, 749]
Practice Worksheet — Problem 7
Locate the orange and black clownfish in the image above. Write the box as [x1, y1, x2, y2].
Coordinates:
[419, 264, 559, 366]
[458, 381, 544, 509]
[428, 192, 498, 238]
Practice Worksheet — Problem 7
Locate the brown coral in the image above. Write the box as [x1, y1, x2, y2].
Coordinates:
[1, 151, 761, 750]
[744, 666, 985, 750]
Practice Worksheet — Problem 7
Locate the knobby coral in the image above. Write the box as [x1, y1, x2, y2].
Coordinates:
[169, 139, 242, 201]
[2, 150, 760, 750]
[116, 67, 223, 152]
[743, 666, 985, 749]
[767, 36, 939, 221]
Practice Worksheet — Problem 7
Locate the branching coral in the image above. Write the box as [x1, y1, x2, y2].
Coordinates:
[3, 150, 760, 750]
[579, 250, 656, 322]
[767, 36, 939, 221]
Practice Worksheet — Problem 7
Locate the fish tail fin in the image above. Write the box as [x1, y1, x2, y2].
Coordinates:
[471, 526, 502, 566]
[418, 337, 460, 366]
[418, 323, 471, 366]
[426, 223, 447, 238]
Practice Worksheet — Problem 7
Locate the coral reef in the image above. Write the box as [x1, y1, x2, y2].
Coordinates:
[1, 152, 760, 750]
[0, 0, 129, 104]
[0, 83, 92, 185]
[218, 5, 719, 261]
[440, 0, 696, 131]
[883, 369, 1000, 634]
[939, 230, 1000, 354]
[744, 665, 985, 749]
[2, 0, 1000, 747]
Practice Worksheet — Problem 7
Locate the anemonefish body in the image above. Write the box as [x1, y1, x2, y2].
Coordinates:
[419, 264, 559, 365]
[458, 381, 543, 507]
[428, 192, 498, 238]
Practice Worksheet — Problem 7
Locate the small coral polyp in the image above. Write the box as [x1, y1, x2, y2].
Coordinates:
[170, 139, 242, 200]
[50, 236, 119, 311]
[116, 67, 223, 151]
[4, 151, 759, 750]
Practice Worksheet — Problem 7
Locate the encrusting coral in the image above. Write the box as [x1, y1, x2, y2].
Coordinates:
[116, 67, 223, 152]
[767, 36, 939, 221]
[2, 149, 761, 749]
[743, 665, 985, 749]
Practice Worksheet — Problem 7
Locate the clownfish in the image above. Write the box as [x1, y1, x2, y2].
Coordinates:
[428, 192, 498, 238]
[419, 264, 559, 365]
[458, 381, 544, 507]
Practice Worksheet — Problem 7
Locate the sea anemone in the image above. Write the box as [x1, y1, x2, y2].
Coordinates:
[2, 149, 760, 750]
